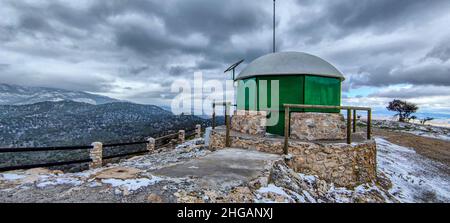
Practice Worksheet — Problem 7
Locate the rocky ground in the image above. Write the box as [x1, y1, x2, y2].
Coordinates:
[0, 121, 449, 203]
[371, 119, 450, 142]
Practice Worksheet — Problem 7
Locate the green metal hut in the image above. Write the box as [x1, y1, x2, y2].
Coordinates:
[235, 52, 345, 135]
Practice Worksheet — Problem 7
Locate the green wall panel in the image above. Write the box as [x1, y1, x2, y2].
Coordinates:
[236, 78, 257, 110]
[304, 76, 341, 113]
[256, 75, 304, 111]
[266, 111, 285, 136]
[236, 74, 342, 136]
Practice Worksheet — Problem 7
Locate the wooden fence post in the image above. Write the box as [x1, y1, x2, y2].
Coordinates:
[146, 137, 155, 153]
[89, 142, 103, 169]
[225, 103, 231, 147]
[347, 109, 352, 144]
[212, 103, 216, 130]
[353, 110, 357, 133]
[367, 109, 372, 140]
[178, 130, 185, 144]
[283, 106, 290, 155]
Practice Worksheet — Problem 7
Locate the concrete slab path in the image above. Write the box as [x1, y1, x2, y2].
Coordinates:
[152, 148, 281, 190]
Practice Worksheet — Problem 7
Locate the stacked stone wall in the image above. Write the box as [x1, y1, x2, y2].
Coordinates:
[231, 110, 267, 135]
[290, 112, 346, 140]
[209, 130, 376, 187]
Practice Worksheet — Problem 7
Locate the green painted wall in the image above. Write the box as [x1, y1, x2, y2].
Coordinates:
[304, 76, 341, 113]
[236, 74, 341, 135]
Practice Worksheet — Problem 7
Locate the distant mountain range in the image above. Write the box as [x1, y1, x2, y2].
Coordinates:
[0, 100, 214, 148]
[0, 83, 120, 105]
[0, 83, 222, 148]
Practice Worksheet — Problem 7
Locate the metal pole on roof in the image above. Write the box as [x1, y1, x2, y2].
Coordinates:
[273, 0, 276, 53]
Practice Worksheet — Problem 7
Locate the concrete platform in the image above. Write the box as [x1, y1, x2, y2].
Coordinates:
[152, 148, 281, 190]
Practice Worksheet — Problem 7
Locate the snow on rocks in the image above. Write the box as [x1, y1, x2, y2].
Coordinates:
[1, 173, 25, 181]
[255, 184, 296, 203]
[101, 177, 162, 193]
[36, 177, 82, 188]
[376, 137, 450, 202]
[0, 138, 213, 201]
[119, 138, 210, 170]
[256, 160, 396, 203]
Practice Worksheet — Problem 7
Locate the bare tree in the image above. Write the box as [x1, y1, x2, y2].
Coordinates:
[420, 117, 434, 125]
[387, 99, 418, 122]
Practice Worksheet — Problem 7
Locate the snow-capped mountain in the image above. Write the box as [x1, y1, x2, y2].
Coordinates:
[0, 83, 121, 105]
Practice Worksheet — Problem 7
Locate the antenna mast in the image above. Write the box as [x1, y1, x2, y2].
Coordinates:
[273, 0, 276, 53]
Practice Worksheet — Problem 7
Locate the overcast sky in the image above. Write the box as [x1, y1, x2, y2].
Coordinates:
[1, 0, 450, 114]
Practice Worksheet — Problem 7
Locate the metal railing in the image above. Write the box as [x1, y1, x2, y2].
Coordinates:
[283, 104, 372, 154]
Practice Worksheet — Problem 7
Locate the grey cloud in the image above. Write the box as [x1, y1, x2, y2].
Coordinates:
[291, 0, 449, 40]
[371, 86, 450, 99]
[168, 65, 192, 77]
[1, 0, 450, 107]
[286, 0, 450, 89]
[426, 39, 450, 62]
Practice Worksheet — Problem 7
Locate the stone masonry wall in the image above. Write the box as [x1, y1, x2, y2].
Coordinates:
[231, 110, 267, 136]
[286, 141, 377, 188]
[209, 129, 376, 188]
[290, 112, 346, 141]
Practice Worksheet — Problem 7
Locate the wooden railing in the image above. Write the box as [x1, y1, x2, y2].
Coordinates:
[283, 104, 372, 154]
[211, 102, 372, 155]
[212, 101, 233, 147]
[0, 125, 202, 172]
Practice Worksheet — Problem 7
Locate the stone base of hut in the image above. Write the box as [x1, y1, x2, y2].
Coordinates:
[209, 127, 376, 188]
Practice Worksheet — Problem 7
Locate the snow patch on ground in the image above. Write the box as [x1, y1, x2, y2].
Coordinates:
[101, 176, 162, 192]
[376, 137, 450, 202]
[36, 177, 82, 188]
[298, 173, 316, 185]
[404, 130, 450, 141]
[255, 184, 292, 203]
[1, 173, 25, 181]
[257, 184, 289, 197]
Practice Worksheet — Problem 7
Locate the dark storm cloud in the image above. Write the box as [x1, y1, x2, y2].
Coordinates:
[291, 0, 449, 39]
[0, 0, 274, 97]
[109, 0, 272, 63]
[288, 0, 450, 91]
[1, 0, 450, 106]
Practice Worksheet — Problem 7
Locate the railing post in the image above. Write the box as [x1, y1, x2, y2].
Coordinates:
[178, 130, 185, 144]
[353, 110, 357, 133]
[195, 124, 202, 138]
[212, 103, 216, 130]
[283, 106, 290, 155]
[146, 137, 155, 153]
[89, 142, 103, 169]
[347, 109, 352, 144]
[367, 109, 372, 140]
[225, 103, 231, 147]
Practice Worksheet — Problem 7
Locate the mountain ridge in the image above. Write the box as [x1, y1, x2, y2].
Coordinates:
[0, 100, 215, 148]
[0, 83, 121, 105]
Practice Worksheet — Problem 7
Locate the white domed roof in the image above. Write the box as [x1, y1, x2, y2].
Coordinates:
[236, 52, 345, 81]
